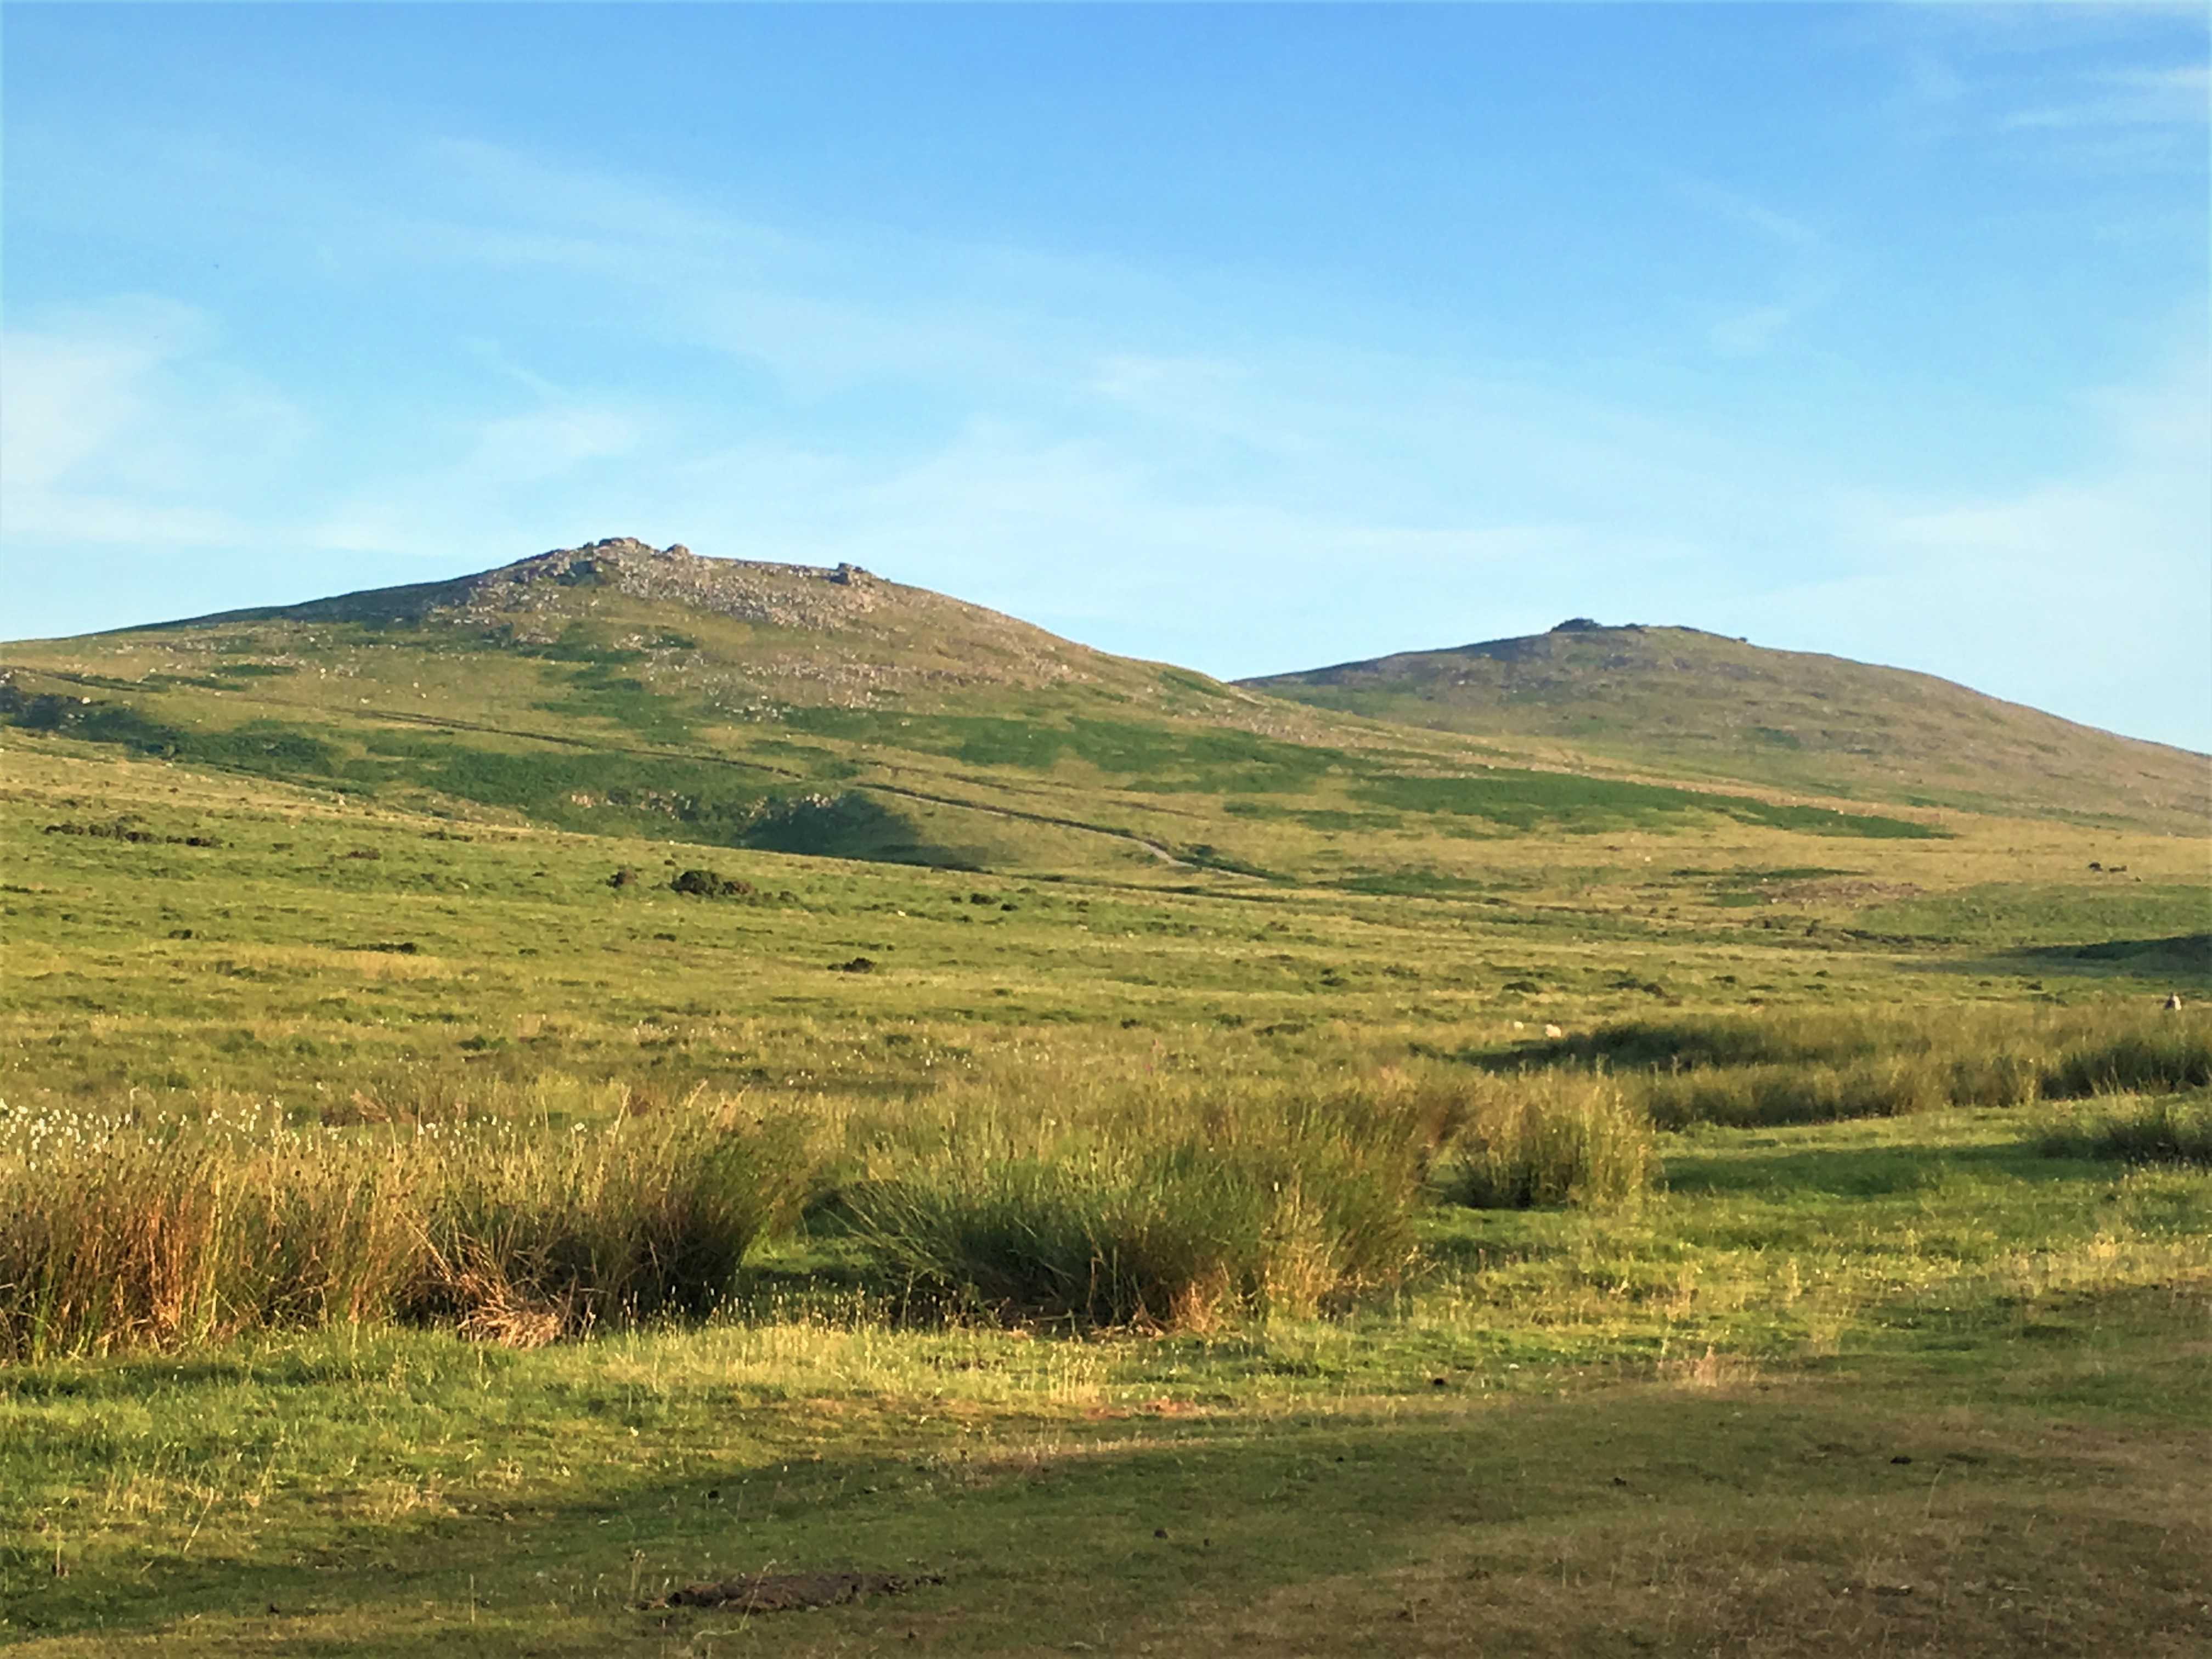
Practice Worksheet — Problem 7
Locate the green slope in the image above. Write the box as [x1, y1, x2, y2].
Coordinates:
[1242, 620, 2208, 831]
[0, 541, 1967, 876]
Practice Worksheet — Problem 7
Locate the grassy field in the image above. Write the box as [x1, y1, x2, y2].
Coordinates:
[2, 1111, 2206, 1655]
[3, 551, 2209, 1654]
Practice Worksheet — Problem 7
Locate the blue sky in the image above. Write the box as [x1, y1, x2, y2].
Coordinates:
[4, 5, 2207, 749]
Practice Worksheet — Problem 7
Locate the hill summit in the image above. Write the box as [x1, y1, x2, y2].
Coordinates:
[184, 535, 1144, 705]
[229, 537, 891, 635]
[1242, 622, 2206, 828]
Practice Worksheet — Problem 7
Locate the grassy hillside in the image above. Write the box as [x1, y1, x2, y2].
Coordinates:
[5, 732, 2203, 1120]
[0, 541, 1965, 882]
[1243, 620, 2209, 830]
[4, 541, 2209, 1656]
[2, 717, 2208, 1656]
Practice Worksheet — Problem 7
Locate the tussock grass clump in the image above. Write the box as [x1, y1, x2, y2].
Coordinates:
[2038, 1093, 2212, 1166]
[1431, 1074, 1654, 1209]
[1508, 1003, 2209, 1128]
[2, 1059, 1663, 1351]
[0, 1099, 805, 1361]
[1638, 1057, 1962, 1130]
[834, 1084, 1424, 1330]
[399, 1114, 810, 1345]
[827, 1064, 1656, 1329]
[2042, 1027, 2212, 1099]
[0, 1102, 417, 1362]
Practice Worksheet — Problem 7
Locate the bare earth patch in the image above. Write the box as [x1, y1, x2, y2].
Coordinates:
[659, 1568, 943, 1612]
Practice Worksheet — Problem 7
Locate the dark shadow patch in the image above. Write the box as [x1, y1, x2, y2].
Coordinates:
[659, 1568, 943, 1612]
[1659, 1139, 2076, 1199]
[2012, 934, 2211, 972]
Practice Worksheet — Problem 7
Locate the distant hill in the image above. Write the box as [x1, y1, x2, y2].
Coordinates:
[1242, 621, 2208, 831]
[0, 538, 1350, 872]
[0, 543, 2140, 879]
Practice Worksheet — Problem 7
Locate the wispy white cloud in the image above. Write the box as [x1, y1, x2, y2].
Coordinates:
[1709, 302, 1798, 358]
[1664, 177, 1833, 358]
[1743, 348, 2211, 748]
[1669, 176, 1823, 250]
[2002, 62, 2210, 131]
[0, 297, 304, 550]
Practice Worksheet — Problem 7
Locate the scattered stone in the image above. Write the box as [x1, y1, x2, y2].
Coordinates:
[659, 1570, 941, 1613]
[672, 869, 757, 899]
[454, 538, 890, 633]
[43, 821, 221, 847]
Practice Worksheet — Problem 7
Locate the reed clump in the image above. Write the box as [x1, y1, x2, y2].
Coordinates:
[825, 1065, 1656, 1330]
[1430, 1073, 1654, 1209]
[398, 1112, 810, 1345]
[2037, 1092, 2212, 1166]
[0, 1098, 806, 1361]
[2042, 1026, 2212, 1099]
[2, 1059, 1666, 1352]
[1505, 1003, 2209, 1128]
[831, 1080, 1427, 1330]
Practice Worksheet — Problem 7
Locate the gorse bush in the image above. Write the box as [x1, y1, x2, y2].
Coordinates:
[0, 1099, 807, 1362]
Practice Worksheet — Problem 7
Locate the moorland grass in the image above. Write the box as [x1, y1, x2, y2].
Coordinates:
[4, 572, 2210, 1651]
[0, 1064, 1657, 1355]
[2, 1108, 2205, 1656]
[1494, 1001, 2211, 1128]
[2038, 1090, 2212, 1166]
[827, 1077, 1439, 1328]
[1426, 1071, 1654, 1208]
[0, 1100, 809, 1362]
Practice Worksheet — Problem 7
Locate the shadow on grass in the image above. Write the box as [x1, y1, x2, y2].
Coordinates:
[1657, 1136, 2082, 1198]
[1934, 934, 2212, 985]
[10, 1309, 2209, 1657]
